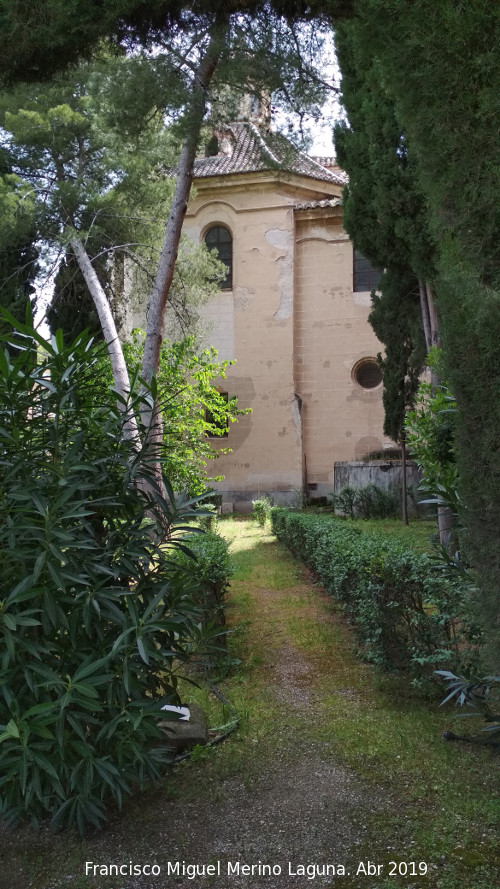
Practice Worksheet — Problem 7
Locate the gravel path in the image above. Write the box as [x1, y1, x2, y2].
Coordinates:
[117, 580, 388, 889]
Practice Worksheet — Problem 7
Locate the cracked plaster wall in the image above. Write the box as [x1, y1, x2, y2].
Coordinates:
[294, 217, 388, 485]
[185, 190, 388, 508]
[265, 227, 294, 321]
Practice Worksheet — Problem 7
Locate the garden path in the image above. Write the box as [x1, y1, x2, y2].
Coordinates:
[108, 518, 391, 889]
[5, 519, 495, 889]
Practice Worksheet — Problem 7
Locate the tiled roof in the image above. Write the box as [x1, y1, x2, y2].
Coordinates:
[193, 122, 346, 186]
[310, 157, 348, 185]
[295, 198, 343, 210]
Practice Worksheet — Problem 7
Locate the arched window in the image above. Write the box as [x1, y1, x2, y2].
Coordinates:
[205, 225, 233, 290]
[206, 392, 229, 438]
[353, 249, 382, 292]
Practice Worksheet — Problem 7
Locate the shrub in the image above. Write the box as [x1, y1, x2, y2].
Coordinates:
[270, 509, 481, 680]
[329, 483, 399, 519]
[125, 335, 249, 496]
[169, 531, 232, 639]
[252, 496, 272, 526]
[435, 671, 500, 741]
[0, 321, 221, 833]
[329, 484, 359, 518]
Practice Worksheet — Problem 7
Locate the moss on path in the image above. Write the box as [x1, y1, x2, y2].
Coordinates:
[2, 519, 499, 889]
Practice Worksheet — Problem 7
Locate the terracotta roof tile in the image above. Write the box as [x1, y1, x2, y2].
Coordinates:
[193, 122, 346, 185]
[310, 157, 348, 184]
[295, 198, 343, 210]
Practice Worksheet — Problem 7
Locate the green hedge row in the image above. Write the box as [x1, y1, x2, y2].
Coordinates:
[271, 509, 479, 680]
[169, 531, 232, 637]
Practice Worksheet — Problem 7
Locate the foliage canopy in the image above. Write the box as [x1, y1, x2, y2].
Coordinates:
[334, 0, 500, 659]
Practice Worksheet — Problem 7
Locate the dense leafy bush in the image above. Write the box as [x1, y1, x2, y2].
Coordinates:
[405, 351, 457, 508]
[126, 334, 249, 495]
[169, 531, 232, 639]
[271, 510, 481, 680]
[329, 484, 359, 518]
[252, 497, 272, 526]
[0, 320, 223, 833]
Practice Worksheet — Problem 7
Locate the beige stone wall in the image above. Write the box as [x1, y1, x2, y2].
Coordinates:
[186, 180, 305, 506]
[294, 210, 388, 496]
[184, 171, 390, 507]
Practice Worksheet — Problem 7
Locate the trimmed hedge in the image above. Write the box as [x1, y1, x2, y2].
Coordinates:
[169, 531, 232, 638]
[271, 509, 478, 679]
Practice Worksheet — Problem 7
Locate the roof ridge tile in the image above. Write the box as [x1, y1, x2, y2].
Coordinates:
[193, 121, 345, 185]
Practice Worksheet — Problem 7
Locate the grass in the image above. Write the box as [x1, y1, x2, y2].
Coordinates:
[344, 515, 437, 550]
[304, 508, 437, 551]
[2, 514, 498, 889]
[215, 515, 499, 889]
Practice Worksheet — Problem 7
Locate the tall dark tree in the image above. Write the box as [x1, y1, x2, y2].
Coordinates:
[334, 0, 500, 658]
[334, 19, 430, 523]
[369, 269, 426, 523]
[0, 147, 38, 338]
[334, 15, 437, 340]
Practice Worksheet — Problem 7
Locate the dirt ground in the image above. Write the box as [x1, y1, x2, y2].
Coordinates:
[117, 584, 388, 889]
[104, 584, 387, 889]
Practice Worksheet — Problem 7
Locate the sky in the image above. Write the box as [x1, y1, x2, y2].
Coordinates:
[272, 29, 343, 156]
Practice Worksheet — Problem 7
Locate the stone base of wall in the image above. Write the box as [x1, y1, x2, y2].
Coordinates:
[220, 489, 299, 514]
[334, 460, 420, 491]
[333, 460, 422, 516]
[218, 463, 423, 515]
[306, 481, 334, 500]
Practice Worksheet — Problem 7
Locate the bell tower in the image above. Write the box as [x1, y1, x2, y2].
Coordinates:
[237, 90, 271, 128]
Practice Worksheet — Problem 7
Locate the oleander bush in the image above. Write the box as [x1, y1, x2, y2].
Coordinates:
[435, 671, 500, 740]
[271, 509, 482, 680]
[0, 320, 224, 833]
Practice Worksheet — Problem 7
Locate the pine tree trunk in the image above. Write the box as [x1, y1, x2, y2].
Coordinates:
[420, 280, 440, 388]
[140, 18, 228, 432]
[426, 282, 440, 348]
[418, 279, 432, 352]
[422, 282, 455, 548]
[70, 237, 139, 442]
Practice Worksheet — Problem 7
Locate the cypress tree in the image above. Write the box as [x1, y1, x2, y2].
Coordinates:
[0, 147, 38, 339]
[334, 19, 429, 522]
[335, 1, 500, 656]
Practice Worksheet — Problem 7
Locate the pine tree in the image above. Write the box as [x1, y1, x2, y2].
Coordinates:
[0, 1, 354, 85]
[2, 11, 330, 467]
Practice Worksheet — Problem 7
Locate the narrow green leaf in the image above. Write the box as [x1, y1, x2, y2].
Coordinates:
[136, 636, 149, 664]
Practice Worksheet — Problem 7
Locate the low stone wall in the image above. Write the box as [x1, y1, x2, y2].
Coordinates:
[334, 460, 420, 492]
[220, 489, 298, 514]
[333, 460, 422, 515]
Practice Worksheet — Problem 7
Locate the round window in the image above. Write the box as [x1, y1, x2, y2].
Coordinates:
[352, 358, 383, 390]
